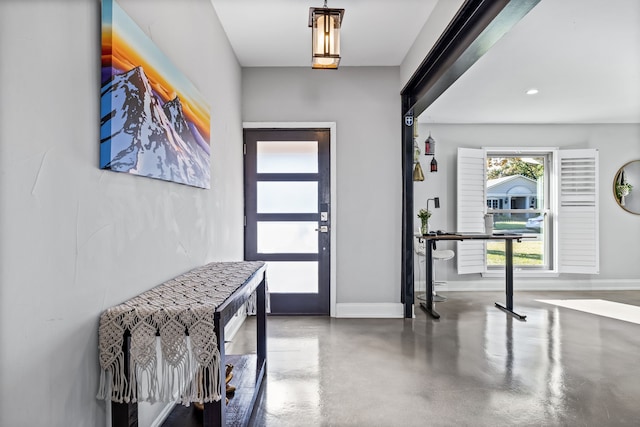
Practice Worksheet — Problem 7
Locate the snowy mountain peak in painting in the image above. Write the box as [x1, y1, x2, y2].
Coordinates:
[100, 66, 210, 188]
[163, 97, 197, 147]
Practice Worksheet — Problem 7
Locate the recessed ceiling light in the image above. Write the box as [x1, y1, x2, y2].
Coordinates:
[526, 88, 539, 95]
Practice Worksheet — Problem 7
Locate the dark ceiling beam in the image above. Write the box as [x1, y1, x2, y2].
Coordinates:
[402, 0, 541, 118]
[400, 0, 541, 319]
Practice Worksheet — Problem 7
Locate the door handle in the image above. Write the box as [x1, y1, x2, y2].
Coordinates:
[315, 225, 329, 233]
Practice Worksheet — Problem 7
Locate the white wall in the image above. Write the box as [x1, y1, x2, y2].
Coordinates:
[0, 0, 243, 426]
[400, 0, 466, 89]
[242, 67, 402, 307]
[414, 123, 640, 288]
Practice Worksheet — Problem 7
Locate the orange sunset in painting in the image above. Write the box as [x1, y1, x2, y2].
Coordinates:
[100, 0, 211, 188]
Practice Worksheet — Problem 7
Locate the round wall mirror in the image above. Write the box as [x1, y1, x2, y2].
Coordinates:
[613, 160, 640, 215]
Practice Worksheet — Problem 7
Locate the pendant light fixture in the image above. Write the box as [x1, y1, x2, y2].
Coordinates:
[412, 125, 425, 181]
[424, 133, 436, 155]
[309, 0, 344, 69]
[430, 157, 438, 172]
[425, 132, 438, 172]
[413, 159, 426, 181]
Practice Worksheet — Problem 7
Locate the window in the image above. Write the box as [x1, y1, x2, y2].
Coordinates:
[457, 147, 599, 276]
[487, 199, 500, 209]
[485, 153, 549, 270]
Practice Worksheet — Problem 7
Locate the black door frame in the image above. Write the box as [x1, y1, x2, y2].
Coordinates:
[243, 123, 336, 315]
[400, 0, 541, 318]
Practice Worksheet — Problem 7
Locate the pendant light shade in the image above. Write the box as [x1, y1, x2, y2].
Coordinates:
[425, 133, 436, 155]
[309, 1, 344, 69]
[430, 157, 438, 173]
[412, 125, 424, 181]
[413, 161, 425, 181]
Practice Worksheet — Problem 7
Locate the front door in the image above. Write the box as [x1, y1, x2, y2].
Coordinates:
[244, 128, 330, 315]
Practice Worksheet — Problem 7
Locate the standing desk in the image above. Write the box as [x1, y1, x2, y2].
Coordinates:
[418, 232, 529, 320]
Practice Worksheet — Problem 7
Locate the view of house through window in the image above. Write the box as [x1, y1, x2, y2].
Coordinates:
[486, 153, 550, 270]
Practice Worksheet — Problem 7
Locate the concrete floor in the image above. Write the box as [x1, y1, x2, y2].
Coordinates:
[226, 291, 640, 426]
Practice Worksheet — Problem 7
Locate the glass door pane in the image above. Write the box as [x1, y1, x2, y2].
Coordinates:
[257, 140, 318, 173]
[257, 221, 318, 254]
[266, 262, 318, 293]
[257, 182, 318, 213]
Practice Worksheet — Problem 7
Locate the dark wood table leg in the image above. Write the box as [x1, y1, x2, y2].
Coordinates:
[495, 238, 526, 320]
[111, 332, 138, 427]
[203, 316, 226, 427]
[257, 276, 267, 364]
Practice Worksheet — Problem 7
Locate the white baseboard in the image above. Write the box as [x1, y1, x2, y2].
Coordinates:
[224, 308, 248, 341]
[150, 402, 177, 427]
[335, 303, 404, 318]
[415, 278, 640, 292]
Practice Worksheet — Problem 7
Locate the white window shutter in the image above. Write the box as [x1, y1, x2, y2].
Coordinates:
[457, 148, 486, 274]
[557, 149, 599, 274]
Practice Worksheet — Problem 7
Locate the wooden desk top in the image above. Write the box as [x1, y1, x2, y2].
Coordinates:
[417, 232, 531, 241]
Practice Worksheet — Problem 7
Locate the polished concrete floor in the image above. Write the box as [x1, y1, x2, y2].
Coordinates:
[226, 291, 640, 426]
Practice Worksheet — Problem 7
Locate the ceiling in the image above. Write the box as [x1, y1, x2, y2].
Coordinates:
[210, 0, 441, 67]
[211, 0, 640, 124]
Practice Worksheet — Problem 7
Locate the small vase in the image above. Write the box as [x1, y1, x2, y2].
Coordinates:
[420, 221, 429, 235]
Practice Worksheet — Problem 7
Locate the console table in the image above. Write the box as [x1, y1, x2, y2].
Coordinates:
[97, 261, 267, 427]
[417, 233, 529, 320]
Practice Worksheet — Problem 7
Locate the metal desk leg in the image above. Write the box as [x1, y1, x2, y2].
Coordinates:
[495, 238, 526, 320]
[420, 241, 440, 319]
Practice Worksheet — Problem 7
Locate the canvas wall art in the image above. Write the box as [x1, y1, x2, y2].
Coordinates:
[100, 0, 211, 189]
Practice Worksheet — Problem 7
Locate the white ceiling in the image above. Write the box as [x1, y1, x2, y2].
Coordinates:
[423, 0, 640, 124]
[211, 0, 640, 124]
[210, 0, 440, 67]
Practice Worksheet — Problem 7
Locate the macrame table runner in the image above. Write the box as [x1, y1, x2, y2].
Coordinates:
[97, 261, 266, 406]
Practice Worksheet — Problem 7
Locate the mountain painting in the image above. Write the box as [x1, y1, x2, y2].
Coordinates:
[100, 0, 211, 189]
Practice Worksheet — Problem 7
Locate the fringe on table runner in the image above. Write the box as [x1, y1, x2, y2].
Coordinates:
[183, 353, 222, 405]
[97, 356, 129, 403]
[96, 336, 222, 405]
[158, 347, 192, 404]
[96, 308, 130, 403]
[97, 316, 223, 405]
